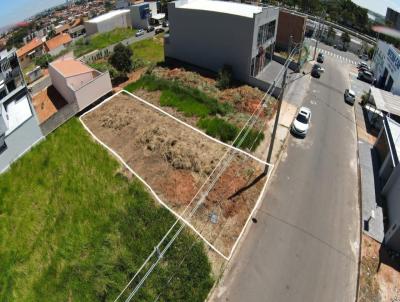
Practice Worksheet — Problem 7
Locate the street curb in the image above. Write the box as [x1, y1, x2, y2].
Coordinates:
[353, 101, 363, 302]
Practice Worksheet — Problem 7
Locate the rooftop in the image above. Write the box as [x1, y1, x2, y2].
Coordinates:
[370, 86, 400, 117]
[45, 33, 72, 51]
[51, 59, 94, 77]
[176, 0, 263, 18]
[16, 38, 44, 58]
[87, 9, 130, 23]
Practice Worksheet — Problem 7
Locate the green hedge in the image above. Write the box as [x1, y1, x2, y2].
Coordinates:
[125, 75, 232, 117]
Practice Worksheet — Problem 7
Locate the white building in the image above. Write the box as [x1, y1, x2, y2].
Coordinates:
[372, 40, 400, 95]
[84, 10, 132, 36]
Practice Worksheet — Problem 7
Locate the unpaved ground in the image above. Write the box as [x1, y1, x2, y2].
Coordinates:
[82, 93, 266, 257]
[359, 234, 400, 302]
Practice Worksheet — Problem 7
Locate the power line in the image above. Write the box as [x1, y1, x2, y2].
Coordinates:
[115, 47, 299, 302]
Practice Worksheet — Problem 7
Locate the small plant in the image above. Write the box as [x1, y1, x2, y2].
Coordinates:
[217, 65, 233, 90]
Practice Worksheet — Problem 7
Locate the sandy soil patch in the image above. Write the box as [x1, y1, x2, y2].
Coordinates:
[82, 93, 267, 257]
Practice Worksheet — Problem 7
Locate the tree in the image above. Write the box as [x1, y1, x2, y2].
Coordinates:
[108, 43, 133, 74]
[35, 54, 53, 68]
[47, 29, 56, 39]
[327, 26, 336, 43]
[341, 32, 351, 48]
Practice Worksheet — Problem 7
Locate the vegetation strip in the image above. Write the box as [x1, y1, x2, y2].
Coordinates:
[0, 118, 213, 301]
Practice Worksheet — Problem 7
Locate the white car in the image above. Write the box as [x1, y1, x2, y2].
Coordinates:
[344, 89, 356, 105]
[291, 107, 312, 137]
[135, 29, 145, 37]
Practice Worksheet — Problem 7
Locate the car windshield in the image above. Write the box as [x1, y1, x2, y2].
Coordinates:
[296, 113, 308, 123]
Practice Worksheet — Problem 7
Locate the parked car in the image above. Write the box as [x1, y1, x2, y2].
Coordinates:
[358, 65, 371, 73]
[135, 29, 145, 37]
[291, 107, 312, 137]
[162, 20, 169, 27]
[155, 28, 165, 34]
[311, 63, 324, 78]
[357, 62, 368, 69]
[147, 26, 154, 32]
[358, 70, 375, 84]
[317, 52, 324, 63]
[344, 89, 356, 105]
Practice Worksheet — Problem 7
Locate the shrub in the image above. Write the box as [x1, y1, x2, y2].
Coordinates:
[198, 118, 264, 151]
[216, 64, 233, 90]
[34, 54, 54, 68]
[109, 43, 133, 73]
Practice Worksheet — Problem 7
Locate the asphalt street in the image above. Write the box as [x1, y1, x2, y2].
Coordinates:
[211, 51, 360, 301]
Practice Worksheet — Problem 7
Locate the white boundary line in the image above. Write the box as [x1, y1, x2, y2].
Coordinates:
[79, 91, 273, 260]
[81, 89, 271, 167]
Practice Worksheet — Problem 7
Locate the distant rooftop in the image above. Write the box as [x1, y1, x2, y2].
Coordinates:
[87, 9, 130, 23]
[176, 0, 263, 18]
[16, 38, 43, 58]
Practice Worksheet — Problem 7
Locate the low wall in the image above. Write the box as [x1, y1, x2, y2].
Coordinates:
[272, 54, 299, 72]
[248, 76, 282, 98]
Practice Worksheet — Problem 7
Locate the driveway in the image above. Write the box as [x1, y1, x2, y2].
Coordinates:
[211, 53, 360, 302]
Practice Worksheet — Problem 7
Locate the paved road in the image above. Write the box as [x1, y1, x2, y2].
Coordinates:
[306, 38, 364, 63]
[211, 54, 360, 301]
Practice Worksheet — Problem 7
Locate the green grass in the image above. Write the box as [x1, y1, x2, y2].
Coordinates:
[198, 117, 264, 151]
[130, 35, 164, 63]
[0, 119, 213, 302]
[74, 28, 137, 57]
[125, 74, 231, 117]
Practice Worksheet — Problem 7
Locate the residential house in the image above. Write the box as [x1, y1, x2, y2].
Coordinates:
[48, 58, 112, 111]
[0, 48, 43, 173]
[165, 0, 279, 86]
[16, 37, 44, 69]
[44, 33, 73, 56]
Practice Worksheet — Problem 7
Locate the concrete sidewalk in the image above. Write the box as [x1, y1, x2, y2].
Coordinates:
[353, 99, 384, 242]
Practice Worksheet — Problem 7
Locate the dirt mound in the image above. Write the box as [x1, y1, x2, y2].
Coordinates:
[219, 86, 265, 114]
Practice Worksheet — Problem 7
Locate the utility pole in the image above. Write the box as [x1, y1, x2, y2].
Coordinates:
[264, 36, 292, 175]
[313, 10, 325, 61]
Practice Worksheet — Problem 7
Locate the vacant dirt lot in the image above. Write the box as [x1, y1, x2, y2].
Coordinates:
[358, 235, 400, 302]
[82, 93, 267, 256]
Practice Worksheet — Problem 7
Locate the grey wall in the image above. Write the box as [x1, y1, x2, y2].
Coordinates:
[131, 5, 150, 29]
[383, 164, 400, 251]
[165, 3, 253, 82]
[0, 94, 43, 173]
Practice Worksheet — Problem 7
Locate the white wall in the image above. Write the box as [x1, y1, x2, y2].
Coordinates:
[48, 65, 76, 104]
[372, 40, 400, 95]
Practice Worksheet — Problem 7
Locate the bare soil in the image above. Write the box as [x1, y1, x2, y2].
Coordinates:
[359, 234, 400, 302]
[82, 93, 266, 256]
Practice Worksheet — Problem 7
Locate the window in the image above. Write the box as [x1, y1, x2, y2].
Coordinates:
[257, 20, 276, 46]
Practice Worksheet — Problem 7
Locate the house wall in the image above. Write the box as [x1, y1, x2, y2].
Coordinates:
[383, 164, 400, 251]
[165, 3, 278, 83]
[276, 11, 306, 51]
[74, 71, 112, 111]
[0, 91, 43, 173]
[48, 65, 76, 104]
[84, 22, 99, 36]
